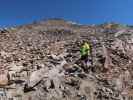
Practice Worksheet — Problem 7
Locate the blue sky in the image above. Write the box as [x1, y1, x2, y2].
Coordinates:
[0, 0, 133, 27]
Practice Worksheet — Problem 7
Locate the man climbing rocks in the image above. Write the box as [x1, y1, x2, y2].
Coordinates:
[80, 41, 90, 60]
[79, 40, 92, 72]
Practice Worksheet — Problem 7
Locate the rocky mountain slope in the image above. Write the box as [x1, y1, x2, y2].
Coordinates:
[0, 19, 133, 100]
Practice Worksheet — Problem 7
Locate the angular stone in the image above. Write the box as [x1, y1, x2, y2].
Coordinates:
[0, 71, 9, 86]
[28, 68, 48, 87]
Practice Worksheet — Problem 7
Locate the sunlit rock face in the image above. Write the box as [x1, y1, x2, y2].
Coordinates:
[0, 19, 133, 100]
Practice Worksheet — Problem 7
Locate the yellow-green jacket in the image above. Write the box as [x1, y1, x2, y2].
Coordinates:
[80, 42, 91, 56]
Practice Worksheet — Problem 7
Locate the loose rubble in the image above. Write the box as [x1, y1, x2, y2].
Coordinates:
[0, 19, 133, 100]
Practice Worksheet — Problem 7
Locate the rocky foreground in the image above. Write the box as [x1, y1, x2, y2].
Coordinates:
[0, 19, 133, 100]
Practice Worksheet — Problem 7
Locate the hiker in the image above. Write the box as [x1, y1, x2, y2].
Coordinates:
[79, 41, 92, 72]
